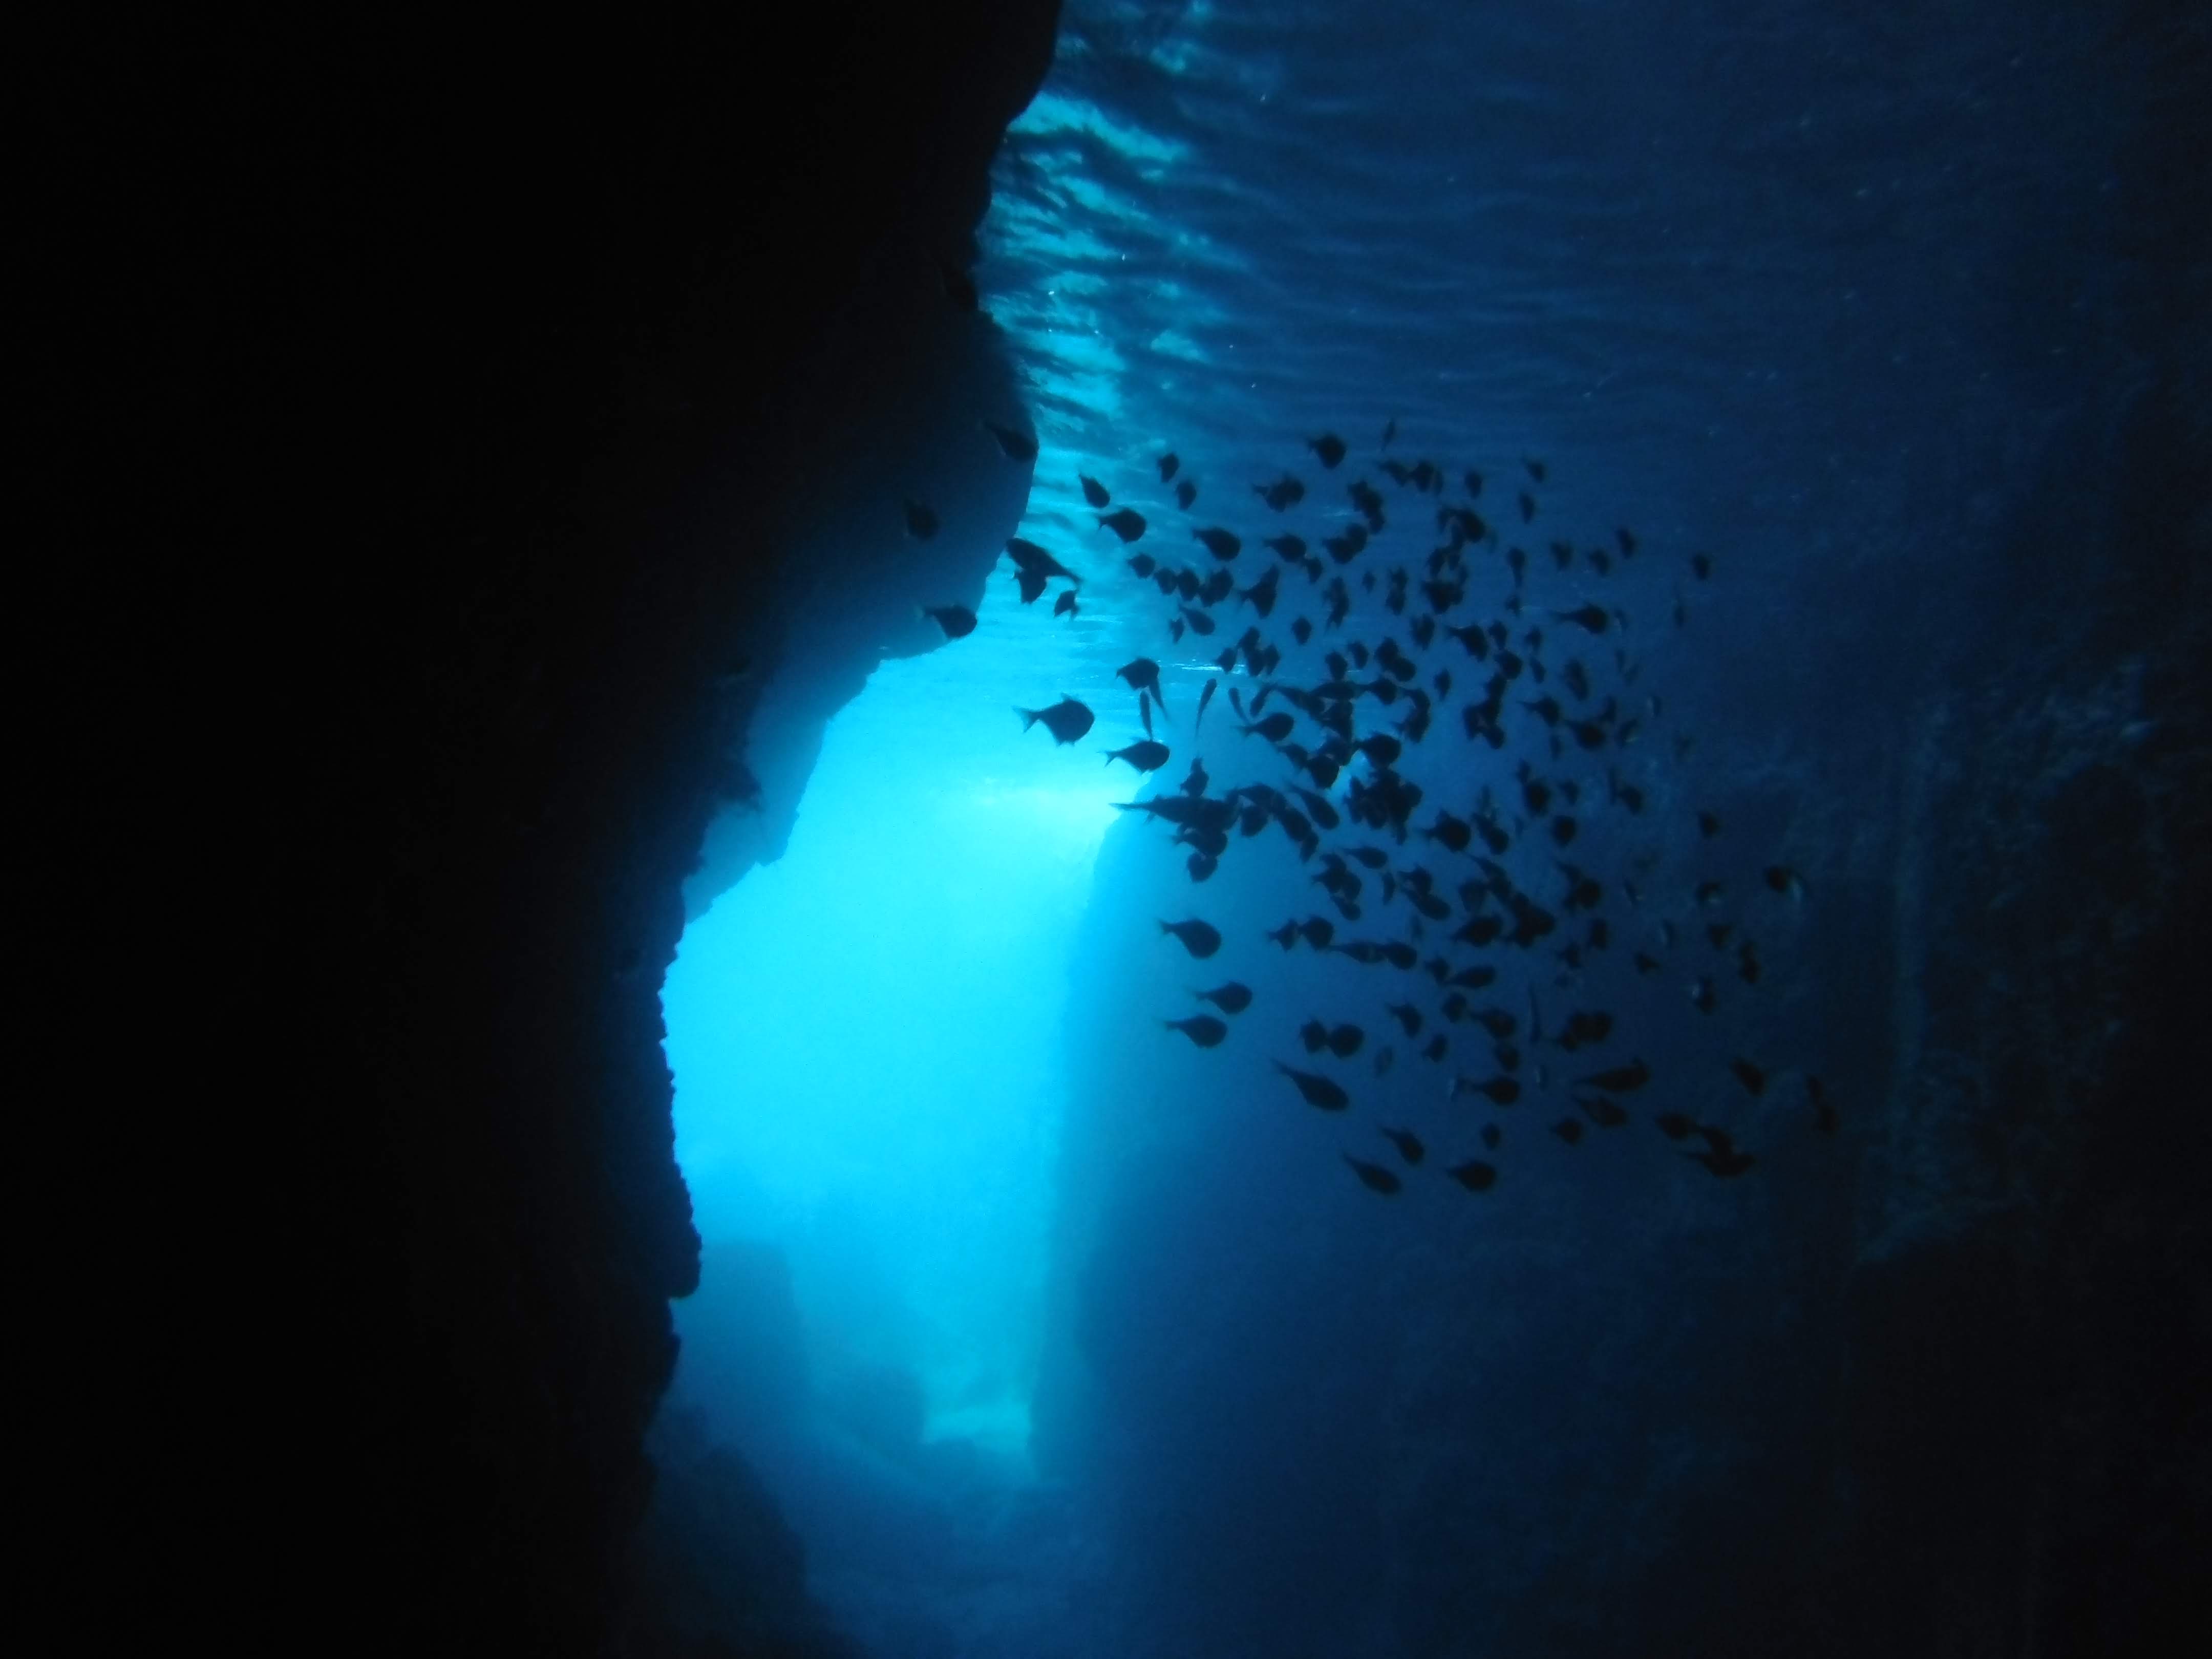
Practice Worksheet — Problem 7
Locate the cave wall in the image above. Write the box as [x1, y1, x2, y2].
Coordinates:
[54, 9, 1061, 1651]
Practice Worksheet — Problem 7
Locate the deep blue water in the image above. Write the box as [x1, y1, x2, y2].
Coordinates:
[660, 3, 2159, 1654]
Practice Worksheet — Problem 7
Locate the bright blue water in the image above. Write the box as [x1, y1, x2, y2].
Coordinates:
[663, 3, 2129, 1652]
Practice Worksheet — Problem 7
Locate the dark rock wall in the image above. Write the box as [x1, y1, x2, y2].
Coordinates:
[52, 9, 1059, 1652]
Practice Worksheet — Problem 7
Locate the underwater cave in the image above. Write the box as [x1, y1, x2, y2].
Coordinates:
[105, 1, 2209, 1654]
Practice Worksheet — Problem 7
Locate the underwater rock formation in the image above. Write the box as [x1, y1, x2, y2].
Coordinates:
[65, 7, 1061, 1652]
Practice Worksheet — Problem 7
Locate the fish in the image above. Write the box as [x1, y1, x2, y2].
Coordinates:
[1265, 534, 1308, 562]
[1187, 851, 1218, 882]
[1104, 740, 1171, 773]
[1276, 1062, 1350, 1111]
[1128, 554, 1157, 578]
[1343, 1154, 1402, 1195]
[1054, 588, 1079, 618]
[1689, 976, 1717, 1014]
[1164, 1014, 1228, 1048]
[921, 604, 976, 639]
[1240, 712, 1295, 744]
[1525, 458, 1547, 483]
[1176, 478, 1198, 510]
[1691, 552, 1712, 580]
[1577, 1093, 1630, 1129]
[1446, 1159, 1498, 1192]
[1196, 526, 1242, 561]
[1687, 1124, 1755, 1177]
[1159, 453, 1180, 482]
[1079, 474, 1111, 507]
[1349, 478, 1387, 530]
[1254, 475, 1306, 511]
[1096, 508, 1148, 543]
[1322, 525, 1369, 564]
[1181, 757, 1209, 797]
[1806, 1075, 1838, 1133]
[1577, 1059, 1651, 1094]
[1196, 982, 1253, 1014]
[1007, 537, 1081, 585]
[983, 419, 1038, 461]
[904, 499, 939, 539]
[1299, 917, 1335, 949]
[1198, 567, 1236, 605]
[1380, 1126, 1426, 1164]
[1196, 677, 1219, 731]
[1653, 1112, 1696, 1141]
[1422, 1035, 1448, 1061]
[1453, 1074, 1520, 1105]
[1309, 433, 1348, 469]
[1556, 603, 1610, 634]
[1180, 606, 1217, 636]
[1697, 811, 1722, 838]
[1763, 865, 1805, 901]
[1016, 698, 1095, 745]
[1387, 1003, 1423, 1037]
[1729, 1057, 1768, 1097]
[1159, 918, 1223, 958]
[1238, 566, 1281, 616]
[1551, 1117, 1585, 1144]
[1325, 1024, 1365, 1058]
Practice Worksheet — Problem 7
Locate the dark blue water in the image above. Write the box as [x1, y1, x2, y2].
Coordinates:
[658, 4, 2176, 1654]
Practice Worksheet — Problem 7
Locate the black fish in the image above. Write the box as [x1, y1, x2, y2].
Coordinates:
[1653, 1112, 1696, 1141]
[1556, 603, 1610, 634]
[1806, 1075, 1838, 1133]
[1164, 1014, 1228, 1048]
[1007, 537, 1081, 584]
[983, 419, 1038, 461]
[1697, 811, 1722, 838]
[1299, 917, 1334, 949]
[1140, 692, 1154, 737]
[921, 604, 976, 639]
[1277, 1062, 1350, 1111]
[1080, 474, 1111, 507]
[1387, 1003, 1423, 1037]
[1197, 982, 1253, 1014]
[1182, 757, 1209, 797]
[1446, 1159, 1498, 1192]
[1691, 552, 1712, 580]
[1180, 606, 1217, 636]
[1104, 740, 1171, 773]
[1159, 918, 1223, 958]
[904, 499, 939, 539]
[1128, 553, 1157, 578]
[1014, 567, 1049, 605]
[1097, 508, 1148, 543]
[1309, 433, 1347, 468]
[1729, 1057, 1768, 1097]
[1763, 865, 1805, 901]
[1380, 1126, 1426, 1164]
[1422, 1035, 1449, 1061]
[1254, 474, 1306, 511]
[1551, 1116, 1585, 1144]
[1326, 1024, 1365, 1059]
[1053, 588, 1079, 618]
[1118, 657, 1166, 710]
[1196, 677, 1219, 731]
[1266, 920, 1300, 949]
[1238, 566, 1281, 616]
[1265, 534, 1308, 562]
[1457, 1074, 1520, 1105]
[1241, 712, 1295, 745]
[1687, 1124, 1755, 1177]
[1176, 478, 1197, 509]
[1196, 526, 1242, 561]
[1577, 1059, 1651, 1094]
[1577, 1093, 1630, 1129]
[1344, 1154, 1402, 1195]
[1159, 453, 1180, 482]
[1198, 567, 1236, 605]
[1017, 697, 1095, 745]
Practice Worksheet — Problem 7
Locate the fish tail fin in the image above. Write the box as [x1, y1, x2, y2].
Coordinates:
[1016, 707, 1039, 731]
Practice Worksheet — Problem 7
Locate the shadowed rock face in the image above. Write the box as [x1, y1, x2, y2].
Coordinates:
[58, 8, 1059, 1652]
